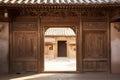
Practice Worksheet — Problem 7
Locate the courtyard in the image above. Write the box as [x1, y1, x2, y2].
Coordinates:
[0, 73, 120, 80]
[45, 57, 76, 71]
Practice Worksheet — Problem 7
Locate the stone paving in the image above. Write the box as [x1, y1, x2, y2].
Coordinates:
[0, 73, 120, 80]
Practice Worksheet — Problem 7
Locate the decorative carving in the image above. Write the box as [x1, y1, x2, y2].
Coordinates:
[10, 8, 79, 17]
[39, 10, 78, 17]
[44, 27, 50, 32]
[81, 9, 106, 17]
[114, 23, 120, 32]
[70, 26, 77, 34]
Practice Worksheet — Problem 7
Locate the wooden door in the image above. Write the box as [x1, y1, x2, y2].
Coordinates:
[58, 41, 67, 57]
[83, 31, 108, 72]
[12, 32, 38, 73]
[82, 21, 108, 72]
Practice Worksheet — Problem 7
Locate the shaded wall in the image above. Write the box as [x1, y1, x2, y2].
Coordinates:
[0, 22, 9, 74]
[111, 23, 120, 73]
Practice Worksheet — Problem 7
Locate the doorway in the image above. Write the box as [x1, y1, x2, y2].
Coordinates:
[58, 41, 67, 57]
[44, 27, 76, 71]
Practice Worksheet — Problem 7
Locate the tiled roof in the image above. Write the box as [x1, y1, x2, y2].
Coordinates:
[45, 37, 55, 42]
[0, 0, 119, 4]
[45, 28, 75, 36]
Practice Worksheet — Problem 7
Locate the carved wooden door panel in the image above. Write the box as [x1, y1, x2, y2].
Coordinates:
[83, 31, 108, 72]
[12, 32, 38, 73]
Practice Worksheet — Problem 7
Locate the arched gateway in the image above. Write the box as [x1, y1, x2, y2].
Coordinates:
[0, 0, 120, 74]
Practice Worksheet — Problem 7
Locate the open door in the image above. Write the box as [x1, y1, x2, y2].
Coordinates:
[58, 41, 67, 57]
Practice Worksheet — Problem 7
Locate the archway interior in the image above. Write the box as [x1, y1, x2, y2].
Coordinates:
[44, 27, 76, 71]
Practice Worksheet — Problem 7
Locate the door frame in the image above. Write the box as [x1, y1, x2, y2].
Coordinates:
[41, 26, 79, 72]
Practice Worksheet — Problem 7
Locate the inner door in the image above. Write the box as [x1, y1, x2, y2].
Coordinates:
[58, 41, 67, 57]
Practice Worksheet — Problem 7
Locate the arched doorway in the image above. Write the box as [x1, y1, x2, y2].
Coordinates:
[44, 27, 76, 71]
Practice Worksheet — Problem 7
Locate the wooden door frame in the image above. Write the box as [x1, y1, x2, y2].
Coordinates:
[40, 26, 80, 73]
[8, 13, 111, 73]
[9, 16, 110, 73]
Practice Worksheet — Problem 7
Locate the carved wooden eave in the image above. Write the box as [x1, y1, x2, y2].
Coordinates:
[1, 3, 120, 9]
[0, 0, 120, 20]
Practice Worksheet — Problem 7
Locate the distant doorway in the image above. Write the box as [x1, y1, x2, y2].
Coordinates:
[58, 41, 67, 57]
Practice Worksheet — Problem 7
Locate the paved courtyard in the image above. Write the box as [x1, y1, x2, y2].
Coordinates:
[45, 57, 76, 71]
[0, 73, 120, 80]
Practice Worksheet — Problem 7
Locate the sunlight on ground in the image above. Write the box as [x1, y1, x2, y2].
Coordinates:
[45, 58, 76, 71]
[10, 74, 55, 80]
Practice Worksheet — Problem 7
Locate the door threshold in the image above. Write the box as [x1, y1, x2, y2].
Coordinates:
[42, 71, 79, 73]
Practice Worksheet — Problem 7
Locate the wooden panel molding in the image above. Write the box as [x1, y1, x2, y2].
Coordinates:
[41, 16, 79, 26]
[83, 31, 107, 58]
[83, 22, 107, 30]
[12, 31, 38, 73]
[13, 22, 38, 31]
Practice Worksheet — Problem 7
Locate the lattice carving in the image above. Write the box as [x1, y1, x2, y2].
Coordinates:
[10, 8, 79, 17]
[81, 9, 106, 17]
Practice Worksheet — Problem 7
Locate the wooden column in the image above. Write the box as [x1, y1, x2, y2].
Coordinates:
[107, 12, 111, 73]
[9, 19, 13, 73]
[39, 17, 44, 72]
[76, 13, 83, 72]
[37, 17, 40, 72]
[80, 13, 83, 73]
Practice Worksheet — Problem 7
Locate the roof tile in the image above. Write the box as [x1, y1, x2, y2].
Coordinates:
[0, 0, 120, 4]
